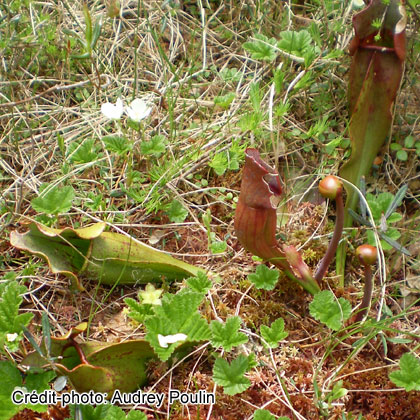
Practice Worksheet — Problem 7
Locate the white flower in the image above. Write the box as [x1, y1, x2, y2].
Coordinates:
[101, 98, 124, 120]
[125, 98, 152, 122]
[7, 333, 18, 342]
[157, 333, 187, 348]
[352, 0, 365, 8]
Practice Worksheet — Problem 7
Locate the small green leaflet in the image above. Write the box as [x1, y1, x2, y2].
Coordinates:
[248, 265, 279, 290]
[212, 354, 254, 395]
[145, 291, 211, 361]
[209, 152, 230, 176]
[140, 135, 166, 157]
[214, 92, 235, 109]
[31, 184, 75, 215]
[0, 280, 34, 352]
[389, 352, 420, 391]
[210, 316, 248, 351]
[67, 138, 99, 164]
[210, 240, 227, 254]
[260, 318, 288, 349]
[186, 272, 212, 294]
[278, 30, 314, 56]
[102, 135, 132, 155]
[165, 199, 188, 223]
[124, 299, 155, 323]
[243, 34, 278, 62]
[309, 290, 352, 331]
[0, 360, 55, 419]
[253, 409, 290, 420]
[249, 82, 262, 112]
[69, 404, 147, 420]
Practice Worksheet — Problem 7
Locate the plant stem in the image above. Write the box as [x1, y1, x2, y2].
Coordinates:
[355, 265, 373, 322]
[314, 189, 344, 282]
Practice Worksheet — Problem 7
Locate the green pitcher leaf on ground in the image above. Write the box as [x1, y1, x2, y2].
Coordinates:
[309, 290, 352, 331]
[336, 0, 407, 282]
[260, 317, 288, 349]
[210, 316, 248, 351]
[22, 324, 156, 394]
[145, 290, 211, 361]
[389, 352, 420, 391]
[0, 280, 34, 352]
[31, 184, 75, 215]
[10, 222, 205, 290]
[212, 354, 253, 395]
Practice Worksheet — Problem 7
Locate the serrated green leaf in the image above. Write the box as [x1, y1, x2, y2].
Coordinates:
[260, 317, 288, 349]
[0, 361, 54, 418]
[145, 291, 211, 361]
[249, 82, 262, 112]
[102, 135, 132, 155]
[243, 34, 278, 62]
[140, 135, 166, 157]
[67, 138, 99, 163]
[384, 213, 401, 225]
[389, 353, 420, 391]
[375, 192, 394, 215]
[212, 354, 252, 395]
[278, 30, 314, 56]
[214, 92, 235, 109]
[126, 410, 147, 420]
[165, 199, 188, 223]
[0, 360, 25, 418]
[210, 316, 248, 351]
[102, 405, 147, 420]
[253, 409, 276, 420]
[31, 184, 75, 215]
[253, 409, 290, 420]
[124, 298, 155, 323]
[186, 272, 212, 294]
[248, 265, 279, 290]
[210, 240, 227, 254]
[0, 281, 34, 352]
[384, 184, 407, 219]
[209, 153, 229, 176]
[309, 290, 352, 331]
[69, 404, 110, 420]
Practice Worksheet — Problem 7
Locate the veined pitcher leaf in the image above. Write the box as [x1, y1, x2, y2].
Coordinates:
[10, 222, 205, 290]
[341, 0, 406, 222]
[337, 0, 406, 280]
[234, 149, 320, 294]
[21, 323, 156, 395]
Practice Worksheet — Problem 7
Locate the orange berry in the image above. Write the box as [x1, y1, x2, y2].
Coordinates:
[319, 175, 343, 200]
